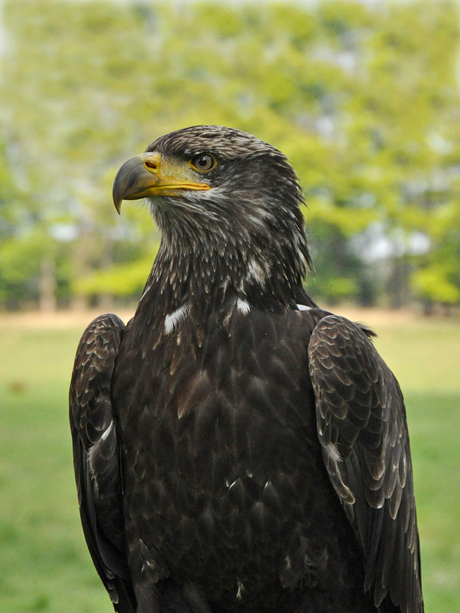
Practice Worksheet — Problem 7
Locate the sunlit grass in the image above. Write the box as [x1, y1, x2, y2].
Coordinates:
[0, 312, 459, 612]
[0, 326, 112, 613]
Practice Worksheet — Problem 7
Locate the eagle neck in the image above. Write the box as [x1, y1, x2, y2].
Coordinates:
[137, 231, 309, 330]
[134, 191, 314, 332]
[136, 233, 239, 325]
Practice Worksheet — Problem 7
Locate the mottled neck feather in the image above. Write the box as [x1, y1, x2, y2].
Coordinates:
[137, 225, 310, 325]
[133, 172, 315, 329]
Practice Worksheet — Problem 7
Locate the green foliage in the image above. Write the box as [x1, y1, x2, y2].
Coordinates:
[412, 265, 460, 304]
[73, 252, 158, 298]
[0, 231, 51, 303]
[0, 233, 49, 285]
[1, 0, 460, 308]
[312, 274, 360, 304]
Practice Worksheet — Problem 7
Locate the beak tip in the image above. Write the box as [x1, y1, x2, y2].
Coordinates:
[112, 155, 149, 214]
[113, 191, 122, 214]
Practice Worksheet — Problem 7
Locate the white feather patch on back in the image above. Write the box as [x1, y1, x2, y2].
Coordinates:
[297, 304, 311, 311]
[165, 304, 190, 335]
[236, 298, 250, 314]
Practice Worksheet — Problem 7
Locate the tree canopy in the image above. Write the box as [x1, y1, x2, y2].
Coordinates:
[1, 0, 459, 311]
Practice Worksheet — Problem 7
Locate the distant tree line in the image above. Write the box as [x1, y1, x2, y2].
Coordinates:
[0, 0, 459, 312]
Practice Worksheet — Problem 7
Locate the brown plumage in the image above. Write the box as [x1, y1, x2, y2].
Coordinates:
[70, 126, 423, 613]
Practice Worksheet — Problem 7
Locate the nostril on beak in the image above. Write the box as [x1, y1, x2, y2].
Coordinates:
[145, 160, 157, 170]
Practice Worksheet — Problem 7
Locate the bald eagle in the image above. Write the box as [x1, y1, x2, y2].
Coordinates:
[70, 126, 423, 613]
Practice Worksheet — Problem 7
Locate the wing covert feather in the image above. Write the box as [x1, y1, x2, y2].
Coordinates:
[308, 315, 423, 613]
[69, 313, 135, 612]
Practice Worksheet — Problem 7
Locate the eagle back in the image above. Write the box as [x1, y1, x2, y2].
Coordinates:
[111, 306, 370, 611]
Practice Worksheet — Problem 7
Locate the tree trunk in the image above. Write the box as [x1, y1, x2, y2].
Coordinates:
[39, 256, 57, 312]
[388, 257, 412, 309]
[71, 224, 91, 310]
[98, 234, 114, 311]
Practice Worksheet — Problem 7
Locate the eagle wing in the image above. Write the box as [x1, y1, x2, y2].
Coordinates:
[69, 314, 135, 613]
[308, 315, 423, 613]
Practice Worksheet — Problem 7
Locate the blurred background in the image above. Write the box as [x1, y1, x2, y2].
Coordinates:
[0, 1, 459, 612]
[1, 0, 460, 312]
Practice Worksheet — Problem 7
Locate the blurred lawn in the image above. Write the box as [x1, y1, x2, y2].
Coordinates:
[0, 310, 459, 612]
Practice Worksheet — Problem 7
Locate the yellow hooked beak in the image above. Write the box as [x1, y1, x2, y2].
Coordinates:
[112, 152, 211, 214]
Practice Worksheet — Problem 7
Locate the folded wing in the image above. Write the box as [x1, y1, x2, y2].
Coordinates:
[69, 313, 135, 613]
[308, 315, 423, 613]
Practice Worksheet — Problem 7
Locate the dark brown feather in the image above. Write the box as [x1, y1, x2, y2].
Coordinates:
[309, 315, 423, 612]
[69, 313, 135, 612]
[110, 306, 378, 612]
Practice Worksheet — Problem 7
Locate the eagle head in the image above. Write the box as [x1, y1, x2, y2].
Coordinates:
[113, 125, 312, 310]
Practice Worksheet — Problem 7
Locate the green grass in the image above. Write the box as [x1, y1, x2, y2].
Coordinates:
[372, 320, 460, 611]
[0, 314, 459, 612]
[0, 326, 112, 613]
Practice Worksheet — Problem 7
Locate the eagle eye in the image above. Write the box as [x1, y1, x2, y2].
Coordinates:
[190, 153, 216, 173]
